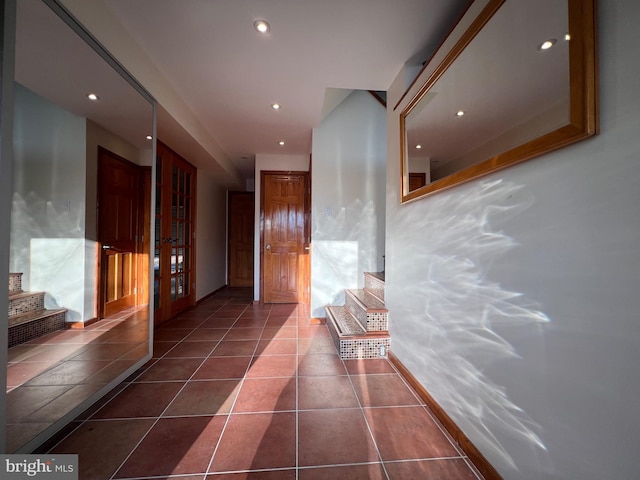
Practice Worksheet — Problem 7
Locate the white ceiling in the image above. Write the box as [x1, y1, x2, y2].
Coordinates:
[99, 0, 470, 181]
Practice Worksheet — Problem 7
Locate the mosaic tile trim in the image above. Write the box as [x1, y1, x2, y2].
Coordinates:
[8, 310, 67, 347]
[9, 273, 23, 294]
[339, 336, 391, 359]
[345, 291, 388, 332]
[9, 292, 45, 317]
[364, 272, 385, 303]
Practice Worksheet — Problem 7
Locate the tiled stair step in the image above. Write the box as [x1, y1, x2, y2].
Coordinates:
[326, 306, 366, 337]
[326, 306, 390, 360]
[364, 271, 385, 303]
[8, 308, 67, 347]
[9, 291, 45, 317]
[345, 289, 388, 332]
[9, 272, 23, 294]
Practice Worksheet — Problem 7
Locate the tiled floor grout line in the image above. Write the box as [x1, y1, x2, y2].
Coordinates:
[203, 302, 272, 477]
[108, 297, 248, 480]
[342, 361, 393, 480]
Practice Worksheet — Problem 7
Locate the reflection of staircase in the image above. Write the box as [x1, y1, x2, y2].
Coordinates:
[8, 273, 67, 347]
[326, 272, 391, 359]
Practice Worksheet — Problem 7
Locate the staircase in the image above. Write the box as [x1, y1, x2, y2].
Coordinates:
[8, 272, 67, 347]
[326, 271, 391, 359]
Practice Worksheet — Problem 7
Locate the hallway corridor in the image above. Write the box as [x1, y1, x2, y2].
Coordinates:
[45, 288, 483, 479]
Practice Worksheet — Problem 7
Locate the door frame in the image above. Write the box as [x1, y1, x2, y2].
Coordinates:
[259, 170, 311, 304]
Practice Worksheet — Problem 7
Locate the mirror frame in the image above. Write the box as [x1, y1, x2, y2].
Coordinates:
[398, 0, 598, 203]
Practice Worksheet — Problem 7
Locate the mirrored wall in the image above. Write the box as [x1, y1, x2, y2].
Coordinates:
[5, 0, 155, 452]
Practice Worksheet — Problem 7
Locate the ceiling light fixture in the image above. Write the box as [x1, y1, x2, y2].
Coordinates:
[146, 135, 153, 140]
[415, 144, 422, 149]
[271, 103, 281, 110]
[565, 33, 571, 41]
[456, 110, 465, 117]
[538, 39, 557, 51]
[279, 140, 285, 146]
[86, 93, 99, 101]
[254, 19, 270, 34]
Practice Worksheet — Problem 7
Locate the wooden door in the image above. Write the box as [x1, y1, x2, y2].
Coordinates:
[154, 141, 197, 325]
[261, 172, 310, 303]
[97, 147, 145, 318]
[228, 192, 254, 287]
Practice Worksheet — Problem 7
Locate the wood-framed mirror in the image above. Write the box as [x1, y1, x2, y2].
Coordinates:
[399, 0, 597, 203]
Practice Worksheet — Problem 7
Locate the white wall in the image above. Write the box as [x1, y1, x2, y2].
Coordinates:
[253, 153, 310, 300]
[195, 172, 228, 300]
[11, 84, 87, 322]
[385, 2, 640, 479]
[311, 90, 386, 317]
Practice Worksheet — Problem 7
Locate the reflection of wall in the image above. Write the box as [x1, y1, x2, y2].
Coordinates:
[432, 99, 569, 181]
[11, 85, 148, 322]
[386, 3, 640, 479]
[11, 83, 87, 320]
[311, 90, 386, 317]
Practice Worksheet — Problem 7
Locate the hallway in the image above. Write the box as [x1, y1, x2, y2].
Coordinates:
[45, 287, 483, 479]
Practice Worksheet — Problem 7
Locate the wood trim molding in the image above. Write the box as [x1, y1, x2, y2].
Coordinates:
[389, 352, 503, 480]
[69, 317, 98, 329]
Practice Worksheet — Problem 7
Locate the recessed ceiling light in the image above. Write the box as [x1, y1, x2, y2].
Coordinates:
[565, 33, 571, 41]
[86, 93, 99, 101]
[279, 140, 285, 146]
[271, 103, 281, 110]
[538, 39, 557, 51]
[254, 19, 270, 34]
[415, 144, 422, 149]
[146, 135, 153, 140]
[456, 110, 465, 117]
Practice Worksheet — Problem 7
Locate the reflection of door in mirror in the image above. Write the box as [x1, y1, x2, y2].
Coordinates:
[98, 147, 151, 318]
[154, 141, 197, 326]
[409, 173, 427, 191]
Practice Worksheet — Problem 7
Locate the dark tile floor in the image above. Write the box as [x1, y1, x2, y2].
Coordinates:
[45, 287, 484, 479]
[6, 306, 149, 453]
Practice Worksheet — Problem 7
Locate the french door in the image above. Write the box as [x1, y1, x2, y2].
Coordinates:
[154, 141, 197, 325]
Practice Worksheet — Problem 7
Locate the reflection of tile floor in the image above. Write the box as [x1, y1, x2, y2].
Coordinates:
[44, 288, 485, 479]
[6, 306, 149, 453]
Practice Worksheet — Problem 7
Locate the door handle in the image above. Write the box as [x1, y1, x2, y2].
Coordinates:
[265, 244, 271, 250]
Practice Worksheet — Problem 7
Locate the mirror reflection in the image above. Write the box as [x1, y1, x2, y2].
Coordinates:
[401, 0, 595, 200]
[7, 0, 154, 453]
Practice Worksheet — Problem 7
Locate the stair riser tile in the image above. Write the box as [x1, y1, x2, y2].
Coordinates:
[339, 337, 390, 360]
[9, 293, 45, 317]
[345, 296, 388, 332]
[9, 273, 23, 294]
[364, 275, 385, 302]
[8, 311, 67, 347]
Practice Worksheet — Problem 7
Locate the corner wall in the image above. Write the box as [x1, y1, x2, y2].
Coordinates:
[310, 90, 386, 317]
[385, 2, 640, 479]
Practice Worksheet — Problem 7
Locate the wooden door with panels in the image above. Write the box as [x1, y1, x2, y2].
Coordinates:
[261, 172, 310, 304]
[97, 147, 150, 319]
[154, 141, 197, 325]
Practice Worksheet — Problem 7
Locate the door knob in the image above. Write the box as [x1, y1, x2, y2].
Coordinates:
[265, 244, 271, 250]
